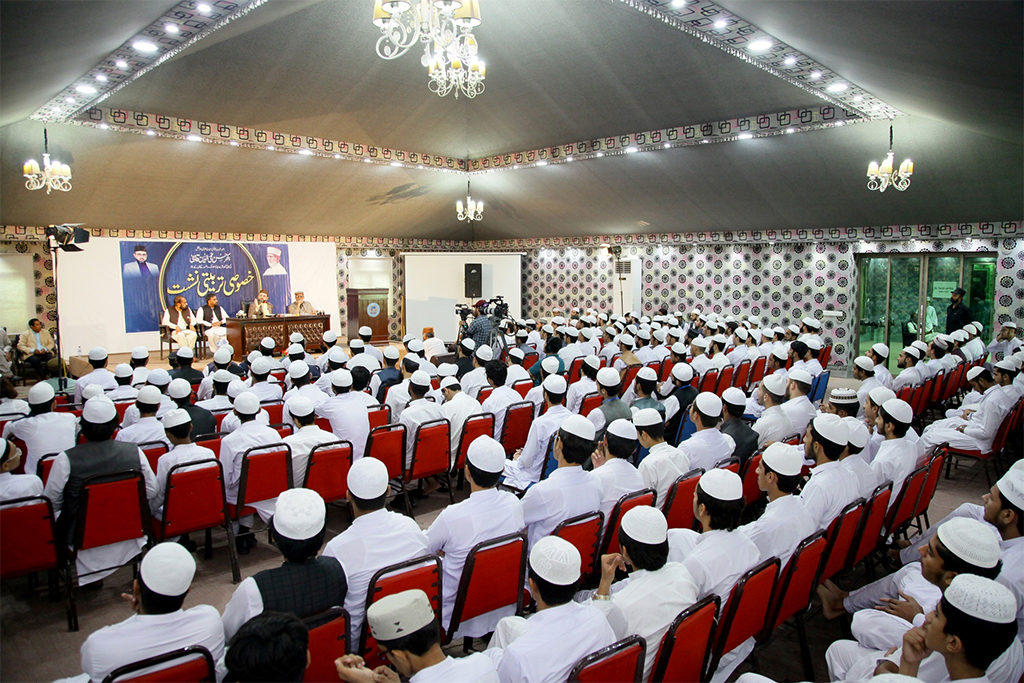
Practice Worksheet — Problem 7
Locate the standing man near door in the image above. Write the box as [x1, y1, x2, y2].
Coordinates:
[945, 287, 973, 334]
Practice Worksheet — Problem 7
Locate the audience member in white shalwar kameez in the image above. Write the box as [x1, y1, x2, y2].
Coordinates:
[322, 457, 428, 650]
[0, 439, 44, 504]
[74, 347, 118, 404]
[384, 357, 422, 421]
[281, 396, 338, 487]
[315, 369, 370, 463]
[438, 377, 481, 459]
[244, 357, 285, 403]
[425, 437, 525, 638]
[566, 356, 600, 414]
[486, 536, 616, 683]
[745, 349, 789, 419]
[850, 357, 883, 420]
[317, 347, 350, 394]
[677, 392, 736, 472]
[195, 349, 233, 400]
[987, 322, 1022, 361]
[120, 369, 175, 427]
[481, 363, 524, 440]
[591, 419, 646, 527]
[107, 364, 141, 402]
[892, 346, 926, 392]
[872, 398, 925, 510]
[150, 410, 218, 517]
[635, 408, 690, 511]
[461, 347, 493, 401]
[752, 373, 796, 448]
[397, 372, 447, 497]
[921, 367, 1011, 456]
[800, 414, 861, 530]
[115, 386, 170, 449]
[3, 382, 78, 477]
[504, 349, 533, 388]
[839, 417, 880, 500]
[520, 414, 604, 548]
[281, 362, 330, 429]
[503, 375, 571, 489]
[867, 343, 894, 388]
[587, 506, 699, 682]
[688, 337, 714, 377]
[781, 369, 818, 436]
[740, 443, 817, 569]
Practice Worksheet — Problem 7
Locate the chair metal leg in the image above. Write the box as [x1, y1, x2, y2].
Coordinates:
[204, 528, 214, 560]
[225, 523, 241, 584]
[445, 471, 455, 505]
[66, 561, 79, 632]
[795, 612, 814, 681]
[402, 482, 414, 519]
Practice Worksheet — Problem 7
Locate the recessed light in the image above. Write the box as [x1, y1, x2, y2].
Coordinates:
[783, 56, 797, 66]
[417, 164, 424, 168]
[713, 19, 727, 28]
[513, 165, 519, 169]
[187, 134, 202, 141]
[98, 124, 109, 129]
[267, 145, 275, 150]
[663, 143, 671, 149]
[363, 158, 372, 163]
[298, 149, 314, 156]
[565, 156, 574, 162]
[737, 133, 753, 140]
[748, 40, 772, 52]
[701, 139, 709, 144]
[65, 97, 76, 103]
[230, 141, 240, 146]
[146, 130, 156, 136]
[625, 146, 639, 154]
[164, 23, 179, 33]
[390, 161, 402, 166]
[872, 104, 882, 110]
[197, 3, 212, 12]
[834, 121, 845, 126]
[786, 128, 796, 134]
[853, 95, 863, 102]
[670, 0, 685, 7]
[133, 41, 158, 52]
[75, 85, 97, 94]
[95, 74, 108, 82]
[536, 160, 548, 166]
[810, 71, 822, 79]
[596, 153, 604, 158]
[115, 60, 128, 68]
[826, 83, 848, 92]
[335, 154, 343, 159]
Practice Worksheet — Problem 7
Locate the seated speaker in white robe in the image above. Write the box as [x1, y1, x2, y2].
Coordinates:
[161, 296, 197, 351]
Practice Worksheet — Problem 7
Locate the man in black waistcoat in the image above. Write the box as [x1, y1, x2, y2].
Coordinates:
[221, 488, 347, 640]
[663, 362, 698, 447]
[719, 387, 759, 471]
[170, 347, 205, 384]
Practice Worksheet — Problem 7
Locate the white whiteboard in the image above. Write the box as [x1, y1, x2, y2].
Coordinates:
[403, 252, 523, 342]
[0, 252, 36, 334]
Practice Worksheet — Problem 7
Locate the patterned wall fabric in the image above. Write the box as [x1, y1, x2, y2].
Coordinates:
[0, 241, 56, 337]
[997, 238, 1024, 325]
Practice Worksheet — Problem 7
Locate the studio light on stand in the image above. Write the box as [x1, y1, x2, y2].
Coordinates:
[44, 224, 90, 391]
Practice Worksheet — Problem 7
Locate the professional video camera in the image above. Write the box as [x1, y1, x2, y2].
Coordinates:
[455, 303, 472, 321]
[489, 295, 509, 319]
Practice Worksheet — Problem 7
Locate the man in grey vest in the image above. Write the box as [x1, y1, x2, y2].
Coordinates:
[587, 367, 632, 439]
[43, 397, 158, 586]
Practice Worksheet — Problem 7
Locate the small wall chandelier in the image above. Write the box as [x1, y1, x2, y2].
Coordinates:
[456, 179, 482, 222]
[23, 128, 72, 194]
[866, 122, 913, 193]
[373, 0, 485, 99]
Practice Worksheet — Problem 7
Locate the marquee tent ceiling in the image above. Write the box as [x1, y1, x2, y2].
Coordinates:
[1, 0, 1021, 241]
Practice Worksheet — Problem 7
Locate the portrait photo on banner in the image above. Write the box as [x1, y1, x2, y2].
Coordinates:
[120, 240, 291, 333]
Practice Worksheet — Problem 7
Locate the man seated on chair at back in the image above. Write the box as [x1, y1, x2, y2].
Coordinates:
[286, 291, 315, 316]
[248, 290, 273, 318]
[17, 318, 55, 380]
[162, 296, 197, 352]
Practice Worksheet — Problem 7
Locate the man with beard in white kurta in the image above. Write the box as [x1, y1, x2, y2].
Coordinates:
[487, 536, 616, 683]
[591, 419, 646, 529]
[676, 392, 736, 473]
[43, 397, 158, 586]
[871, 398, 922, 511]
[800, 414, 861, 530]
[588, 506, 699, 682]
[502, 375, 571, 490]
[315, 369, 370, 463]
[322, 457, 428, 651]
[426, 436, 525, 639]
[0, 438, 43, 503]
[752, 372, 796, 449]
[2, 381, 78, 477]
[781, 368, 818, 437]
[565, 354, 600, 415]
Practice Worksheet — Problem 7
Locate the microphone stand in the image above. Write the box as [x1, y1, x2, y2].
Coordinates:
[47, 234, 69, 393]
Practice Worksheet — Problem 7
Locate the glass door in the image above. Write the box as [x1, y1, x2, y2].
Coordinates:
[923, 254, 997, 338]
[857, 255, 922, 376]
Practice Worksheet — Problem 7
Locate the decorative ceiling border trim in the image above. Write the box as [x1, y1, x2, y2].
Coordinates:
[29, 0, 270, 124]
[468, 104, 862, 173]
[622, 0, 903, 121]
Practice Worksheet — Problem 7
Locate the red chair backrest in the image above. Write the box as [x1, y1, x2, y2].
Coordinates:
[448, 533, 528, 638]
[477, 386, 494, 403]
[103, 645, 216, 683]
[499, 401, 534, 455]
[194, 436, 223, 460]
[580, 392, 603, 417]
[238, 444, 292, 507]
[621, 365, 642, 392]
[303, 608, 350, 683]
[113, 401, 133, 420]
[660, 358, 676, 383]
[214, 412, 229, 430]
[663, 469, 703, 531]
[430, 377, 440, 391]
[455, 413, 495, 471]
[37, 453, 58, 488]
[263, 402, 284, 424]
[366, 405, 390, 431]
[646, 360, 663, 379]
[314, 417, 331, 432]
[408, 419, 450, 481]
[766, 531, 828, 635]
[138, 441, 168, 473]
[715, 366, 734, 396]
[512, 379, 533, 399]
[360, 555, 442, 668]
[159, 460, 227, 539]
[749, 356, 767, 389]
[77, 472, 150, 551]
[553, 511, 605, 583]
[365, 424, 406, 479]
[914, 449, 946, 519]
[715, 456, 740, 475]
[522, 352, 539, 371]
[742, 451, 765, 506]
[271, 424, 293, 439]
[732, 360, 750, 390]
[897, 385, 913, 402]
[568, 357, 585, 384]
[304, 441, 353, 504]
[568, 635, 646, 683]
[849, 482, 893, 567]
[0, 496, 58, 578]
[698, 371, 718, 393]
[782, 433, 801, 446]
[650, 595, 720, 683]
[819, 499, 864, 582]
[270, 370, 286, 383]
[601, 490, 656, 555]
[885, 465, 928, 536]
[712, 559, 779, 667]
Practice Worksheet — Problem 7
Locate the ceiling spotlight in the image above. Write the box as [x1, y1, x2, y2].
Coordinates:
[187, 134, 202, 141]
[566, 156, 574, 162]
[98, 124, 109, 129]
[115, 60, 129, 68]
[783, 56, 797, 66]
[853, 95, 864, 102]
[197, 2, 212, 12]
[625, 146, 639, 154]
[737, 133, 753, 140]
[335, 154, 342, 159]
[230, 141, 240, 146]
[417, 163, 424, 168]
[298, 149, 314, 156]
[267, 145, 276, 150]
[595, 153, 605, 158]
[748, 40, 772, 52]
[834, 121, 845, 126]
[663, 143, 671, 149]
[164, 23, 179, 34]
[65, 97, 76, 103]
[786, 128, 796, 134]
[145, 130, 156, 136]
[390, 161, 402, 166]
[536, 160, 548, 166]
[826, 83, 848, 92]
[713, 19, 727, 28]
[95, 74, 108, 82]
[132, 41, 158, 52]
[75, 84, 97, 94]
[670, 0, 685, 7]
[363, 158, 372, 163]
[810, 71, 822, 79]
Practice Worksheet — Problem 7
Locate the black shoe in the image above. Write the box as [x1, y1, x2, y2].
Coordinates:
[177, 535, 198, 553]
[235, 527, 251, 555]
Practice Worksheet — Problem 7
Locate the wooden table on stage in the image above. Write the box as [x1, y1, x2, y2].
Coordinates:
[226, 314, 331, 362]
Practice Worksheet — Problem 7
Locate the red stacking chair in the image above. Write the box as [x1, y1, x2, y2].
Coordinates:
[102, 645, 216, 683]
[707, 558, 780, 680]
[359, 555, 442, 669]
[214, 412, 230, 430]
[399, 419, 453, 513]
[698, 371, 718, 394]
[914, 447, 947, 531]
[945, 405, 1015, 487]
[820, 345, 832, 368]
[452, 413, 495, 486]
[884, 465, 929, 540]
[621, 365, 642, 393]
[568, 357, 585, 384]
[818, 499, 865, 584]
[646, 360, 663, 379]
[269, 423, 293, 439]
[1, 495, 75, 630]
[303, 607, 350, 682]
[227, 444, 293, 549]
[37, 452, 59, 488]
[137, 441, 168, 473]
[649, 595, 720, 683]
[499, 401, 534, 455]
[782, 433, 801, 446]
[512, 379, 533, 399]
[580, 393, 603, 417]
[714, 366, 734, 397]
[522, 351, 539, 371]
[429, 376, 440, 391]
[714, 456, 740, 475]
[477, 386, 494, 403]
[151, 459, 239, 583]
[847, 482, 894, 580]
[365, 424, 406, 480]
[553, 511, 605, 585]
[660, 358, 676, 382]
[365, 405, 390, 431]
[303, 441, 353, 505]
[445, 532, 528, 648]
[759, 532, 828, 681]
[568, 635, 646, 683]
[748, 357, 767, 390]
[741, 450, 765, 506]
[263, 402, 284, 424]
[194, 434, 226, 460]
[70, 471, 152, 630]
[314, 417, 331, 432]
[113, 401, 134, 421]
[600, 489, 656, 556]
[663, 469, 703, 531]
[732, 360, 751, 390]
[270, 370, 286, 384]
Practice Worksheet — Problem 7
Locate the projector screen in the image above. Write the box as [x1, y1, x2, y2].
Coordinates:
[403, 252, 523, 343]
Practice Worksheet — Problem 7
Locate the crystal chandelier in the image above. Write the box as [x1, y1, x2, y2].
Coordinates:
[456, 179, 482, 222]
[372, 0, 486, 99]
[23, 128, 72, 195]
[866, 122, 913, 193]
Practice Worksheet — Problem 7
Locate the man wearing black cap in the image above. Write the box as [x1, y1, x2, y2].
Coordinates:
[945, 287, 972, 334]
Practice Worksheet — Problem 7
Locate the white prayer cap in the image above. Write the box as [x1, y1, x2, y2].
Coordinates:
[285, 343, 303, 356]
[654, 329, 668, 343]
[582, 355, 601, 370]
[247, 350, 262, 364]
[348, 457, 389, 498]
[382, 346, 400, 361]
[168, 378, 192, 399]
[82, 398, 116, 425]
[323, 331, 338, 343]
[762, 373, 788, 396]
[944, 574, 1017, 624]
[802, 316, 821, 329]
[881, 398, 914, 424]
[251, 357, 274, 375]
[604, 327, 617, 337]
[27, 382, 55, 404]
[671, 362, 694, 382]
[87, 346, 108, 361]
[516, 329, 529, 339]
[596, 367, 620, 387]
[870, 343, 890, 358]
[995, 359, 1017, 373]
[467, 435, 506, 473]
[286, 396, 315, 418]
[619, 334, 636, 348]
[436, 363, 458, 377]
[267, 246, 282, 256]
[773, 326, 786, 336]
[176, 347, 194, 360]
[131, 346, 150, 360]
[749, 328, 762, 342]
[699, 468, 742, 501]
[140, 542, 195, 596]
[440, 376, 460, 390]
[788, 368, 813, 385]
[787, 324, 800, 335]
[952, 330, 968, 342]
[936, 517, 1002, 568]
[330, 369, 353, 387]
[734, 328, 749, 341]
[260, 337, 276, 349]
[403, 333, 416, 343]
[114, 363, 134, 379]
[475, 346, 493, 362]
[542, 374, 568, 394]
[771, 347, 788, 361]
[163, 408, 191, 429]
[669, 327, 684, 339]
[148, 369, 171, 386]
[560, 414, 596, 440]
[137, 386, 162, 405]
[408, 339, 424, 353]
[671, 342, 688, 356]
[747, 315, 762, 326]
[966, 366, 986, 381]
[274, 488, 326, 540]
[636, 329, 651, 341]
[971, 320, 983, 331]
[830, 387, 859, 405]
[552, 316, 566, 325]
[227, 379, 247, 398]
[233, 391, 260, 415]
[761, 442, 803, 477]
[410, 370, 432, 388]
[636, 367, 658, 382]
[357, 325, 372, 337]
[721, 387, 746, 407]
[607, 419, 638, 440]
[212, 369, 234, 383]
[911, 340, 929, 354]
[565, 327, 580, 338]
[806, 338, 823, 351]
[691, 336, 709, 349]
[621, 505, 668, 544]
[694, 392, 723, 417]
[367, 589, 435, 642]
[82, 384, 106, 401]
[529, 536, 581, 585]
[541, 324, 555, 334]
[349, 339, 365, 349]
[326, 347, 349, 365]
[509, 348, 526, 361]
[996, 469, 1024, 510]
[811, 414, 849, 446]
[868, 386, 897, 406]
[632, 408, 663, 428]
[842, 416, 870, 449]
[1003, 321, 1018, 329]
[287, 360, 310, 379]
[932, 337, 949, 351]
[213, 347, 232, 364]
